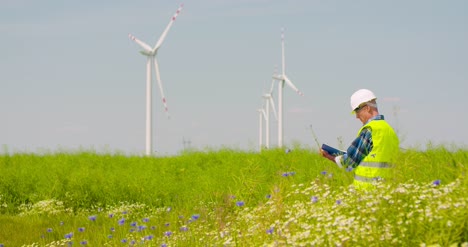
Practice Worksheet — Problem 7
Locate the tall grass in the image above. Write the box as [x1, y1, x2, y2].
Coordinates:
[0, 146, 466, 246]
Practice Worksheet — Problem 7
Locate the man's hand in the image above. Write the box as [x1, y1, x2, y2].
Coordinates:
[320, 149, 336, 162]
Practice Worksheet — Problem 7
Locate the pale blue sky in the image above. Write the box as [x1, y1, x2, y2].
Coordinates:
[2, 0, 468, 155]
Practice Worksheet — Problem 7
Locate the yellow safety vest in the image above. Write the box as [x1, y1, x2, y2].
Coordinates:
[353, 119, 399, 190]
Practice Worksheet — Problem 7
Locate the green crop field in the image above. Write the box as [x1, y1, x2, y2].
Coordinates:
[0, 145, 467, 246]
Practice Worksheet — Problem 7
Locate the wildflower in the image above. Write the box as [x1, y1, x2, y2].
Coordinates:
[78, 227, 85, 232]
[282, 172, 289, 177]
[108, 234, 113, 239]
[121, 239, 127, 243]
[65, 232, 73, 239]
[180, 226, 189, 232]
[151, 226, 156, 230]
[122, 211, 128, 215]
[161, 244, 167, 247]
[432, 179, 441, 186]
[166, 207, 171, 212]
[143, 217, 150, 223]
[191, 214, 200, 220]
[311, 196, 318, 203]
[80, 240, 87, 245]
[321, 171, 327, 175]
[336, 200, 342, 205]
[108, 213, 114, 218]
[266, 227, 274, 234]
[164, 223, 170, 227]
[88, 215, 97, 222]
[130, 222, 137, 227]
[130, 240, 136, 245]
[47, 228, 53, 232]
[118, 218, 125, 225]
[138, 225, 147, 231]
[346, 166, 353, 172]
[1, 244, 4, 247]
[266, 194, 272, 199]
[145, 235, 154, 240]
[285, 148, 291, 153]
[236, 201, 245, 207]
[164, 231, 172, 237]
[110, 227, 115, 232]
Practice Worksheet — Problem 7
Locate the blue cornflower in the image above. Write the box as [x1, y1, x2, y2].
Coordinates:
[138, 225, 147, 231]
[145, 235, 154, 240]
[118, 218, 125, 225]
[164, 231, 172, 237]
[130, 240, 136, 245]
[151, 226, 156, 230]
[78, 227, 85, 232]
[64, 232, 73, 239]
[191, 214, 200, 220]
[433, 179, 441, 186]
[266, 194, 272, 199]
[336, 200, 342, 205]
[122, 211, 128, 215]
[346, 166, 353, 172]
[110, 227, 115, 232]
[321, 171, 327, 175]
[108, 213, 114, 218]
[143, 218, 150, 223]
[282, 172, 289, 177]
[161, 244, 167, 247]
[47, 228, 53, 233]
[108, 234, 113, 239]
[311, 196, 318, 203]
[130, 222, 137, 227]
[180, 226, 188, 232]
[236, 201, 245, 207]
[285, 148, 291, 153]
[164, 223, 170, 227]
[121, 239, 127, 243]
[289, 171, 296, 176]
[80, 240, 87, 245]
[88, 215, 97, 222]
[266, 227, 274, 234]
[0, 244, 4, 247]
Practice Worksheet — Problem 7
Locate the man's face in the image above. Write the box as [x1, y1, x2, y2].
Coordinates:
[354, 104, 370, 124]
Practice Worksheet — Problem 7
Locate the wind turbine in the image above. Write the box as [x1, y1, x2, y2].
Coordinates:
[257, 108, 266, 152]
[261, 70, 278, 149]
[272, 28, 303, 148]
[129, 4, 183, 156]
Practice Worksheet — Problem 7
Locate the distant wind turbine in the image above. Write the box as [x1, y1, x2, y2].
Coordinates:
[261, 69, 278, 149]
[257, 108, 267, 152]
[272, 28, 303, 148]
[129, 4, 183, 156]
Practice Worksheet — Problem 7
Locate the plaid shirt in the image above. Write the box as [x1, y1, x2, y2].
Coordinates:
[341, 115, 385, 168]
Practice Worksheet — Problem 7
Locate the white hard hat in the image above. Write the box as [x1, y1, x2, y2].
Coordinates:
[350, 89, 377, 113]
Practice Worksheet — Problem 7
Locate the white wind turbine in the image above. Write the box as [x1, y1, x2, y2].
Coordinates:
[272, 28, 303, 148]
[261, 70, 278, 149]
[129, 4, 183, 156]
[257, 108, 266, 152]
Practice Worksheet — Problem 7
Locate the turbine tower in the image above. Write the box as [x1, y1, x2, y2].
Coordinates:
[257, 108, 266, 152]
[272, 28, 303, 148]
[129, 4, 183, 156]
[261, 71, 278, 149]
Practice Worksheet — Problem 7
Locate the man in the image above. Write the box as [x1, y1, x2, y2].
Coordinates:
[321, 89, 399, 189]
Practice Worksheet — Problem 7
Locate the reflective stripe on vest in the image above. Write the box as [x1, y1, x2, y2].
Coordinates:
[360, 162, 392, 168]
[354, 174, 378, 183]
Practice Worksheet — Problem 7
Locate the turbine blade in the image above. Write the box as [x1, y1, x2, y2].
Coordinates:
[153, 58, 170, 118]
[284, 75, 303, 96]
[153, 4, 184, 51]
[129, 34, 153, 52]
[269, 97, 278, 120]
[269, 65, 278, 93]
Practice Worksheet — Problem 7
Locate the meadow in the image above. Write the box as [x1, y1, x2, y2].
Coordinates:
[0, 145, 467, 246]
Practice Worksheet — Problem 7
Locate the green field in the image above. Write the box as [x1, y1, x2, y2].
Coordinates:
[0, 146, 467, 246]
